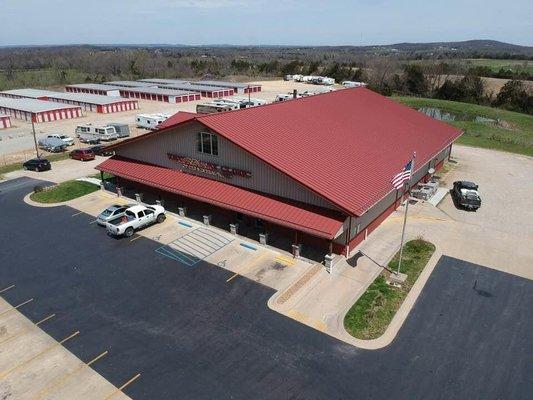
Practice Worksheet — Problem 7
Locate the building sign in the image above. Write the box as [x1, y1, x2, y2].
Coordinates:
[167, 153, 252, 179]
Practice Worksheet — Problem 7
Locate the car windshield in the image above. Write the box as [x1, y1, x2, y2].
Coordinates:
[101, 206, 119, 216]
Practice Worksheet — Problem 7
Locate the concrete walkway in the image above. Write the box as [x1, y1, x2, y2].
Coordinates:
[271, 145, 533, 348]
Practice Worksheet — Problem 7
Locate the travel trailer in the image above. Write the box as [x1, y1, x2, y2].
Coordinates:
[75, 124, 118, 141]
[135, 113, 171, 130]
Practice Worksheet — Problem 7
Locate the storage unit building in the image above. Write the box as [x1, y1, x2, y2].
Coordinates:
[105, 81, 158, 88]
[193, 80, 262, 94]
[43, 92, 139, 113]
[0, 88, 53, 100]
[0, 89, 138, 113]
[0, 114, 11, 129]
[141, 80, 233, 98]
[118, 87, 201, 103]
[159, 83, 232, 98]
[65, 83, 123, 96]
[0, 97, 82, 122]
[97, 88, 462, 261]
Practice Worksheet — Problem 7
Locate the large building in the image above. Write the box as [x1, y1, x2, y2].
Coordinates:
[0, 97, 82, 122]
[0, 89, 138, 114]
[97, 88, 461, 259]
[117, 87, 201, 103]
[65, 83, 123, 96]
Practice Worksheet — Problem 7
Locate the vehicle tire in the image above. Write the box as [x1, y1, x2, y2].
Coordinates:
[34, 167, 39, 172]
[124, 227, 134, 237]
[156, 214, 166, 223]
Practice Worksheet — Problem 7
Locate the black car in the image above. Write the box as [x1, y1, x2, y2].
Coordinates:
[22, 158, 51, 172]
[451, 181, 482, 210]
[90, 145, 114, 157]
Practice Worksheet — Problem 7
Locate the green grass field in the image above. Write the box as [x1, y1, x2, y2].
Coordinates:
[412, 58, 533, 74]
[462, 58, 533, 74]
[393, 96, 533, 157]
[344, 239, 436, 340]
[30, 180, 99, 203]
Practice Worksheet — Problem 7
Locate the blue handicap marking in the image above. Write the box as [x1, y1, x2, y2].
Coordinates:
[155, 245, 201, 267]
[240, 242, 257, 251]
[155, 227, 234, 268]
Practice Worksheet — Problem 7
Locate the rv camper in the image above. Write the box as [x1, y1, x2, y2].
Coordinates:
[135, 114, 171, 130]
[196, 102, 234, 114]
[75, 124, 118, 141]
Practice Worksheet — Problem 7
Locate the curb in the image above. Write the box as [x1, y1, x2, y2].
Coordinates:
[335, 245, 443, 350]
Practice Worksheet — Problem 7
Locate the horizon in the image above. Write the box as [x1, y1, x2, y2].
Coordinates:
[1, 0, 532, 47]
[0, 39, 531, 49]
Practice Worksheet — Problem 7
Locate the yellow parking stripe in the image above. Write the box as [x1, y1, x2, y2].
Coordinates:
[104, 373, 141, 399]
[0, 330, 80, 380]
[275, 255, 296, 267]
[32, 350, 109, 400]
[0, 298, 34, 318]
[0, 313, 55, 346]
[0, 284, 15, 294]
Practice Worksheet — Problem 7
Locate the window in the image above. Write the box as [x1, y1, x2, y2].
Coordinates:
[137, 211, 144, 218]
[196, 132, 218, 156]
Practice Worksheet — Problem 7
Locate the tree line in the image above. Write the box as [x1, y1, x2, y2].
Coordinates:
[0, 46, 531, 114]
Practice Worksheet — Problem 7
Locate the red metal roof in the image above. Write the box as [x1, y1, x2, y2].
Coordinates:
[105, 88, 462, 216]
[97, 156, 345, 239]
[158, 111, 197, 129]
[196, 88, 462, 215]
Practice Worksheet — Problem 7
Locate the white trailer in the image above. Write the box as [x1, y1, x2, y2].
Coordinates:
[342, 81, 367, 88]
[135, 113, 171, 130]
[75, 123, 118, 141]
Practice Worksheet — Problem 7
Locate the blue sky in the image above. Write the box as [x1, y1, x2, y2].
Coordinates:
[0, 0, 531, 46]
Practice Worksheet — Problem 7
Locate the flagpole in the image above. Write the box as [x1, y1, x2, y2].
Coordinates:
[396, 151, 416, 276]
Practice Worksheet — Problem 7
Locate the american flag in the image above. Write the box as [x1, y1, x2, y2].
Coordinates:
[392, 160, 413, 189]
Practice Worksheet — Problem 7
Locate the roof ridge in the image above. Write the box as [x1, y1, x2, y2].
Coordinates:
[197, 86, 361, 121]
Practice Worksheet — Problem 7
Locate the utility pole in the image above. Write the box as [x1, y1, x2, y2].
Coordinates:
[396, 151, 416, 275]
[31, 114, 39, 158]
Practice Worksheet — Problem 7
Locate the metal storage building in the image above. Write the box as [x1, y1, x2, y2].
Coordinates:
[0, 97, 82, 122]
[43, 92, 139, 113]
[105, 81, 158, 88]
[0, 88, 138, 113]
[65, 83, 122, 96]
[139, 80, 233, 98]
[194, 80, 261, 94]
[118, 87, 201, 103]
[97, 88, 462, 260]
[0, 88, 52, 100]
[0, 114, 11, 129]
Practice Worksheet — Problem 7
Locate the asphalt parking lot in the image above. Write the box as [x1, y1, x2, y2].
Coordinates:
[1, 177, 532, 400]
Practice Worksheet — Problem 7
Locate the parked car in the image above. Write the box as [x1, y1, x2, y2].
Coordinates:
[105, 204, 166, 237]
[451, 181, 482, 210]
[69, 148, 95, 161]
[90, 145, 114, 157]
[97, 204, 132, 226]
[79, 133, 100, 144]
[38, 137, 67, 153]
[22, 158, 51, 172]
[46, 133, 74, 146]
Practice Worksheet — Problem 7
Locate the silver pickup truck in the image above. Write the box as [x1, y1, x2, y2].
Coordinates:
[106, 204, 166, 237]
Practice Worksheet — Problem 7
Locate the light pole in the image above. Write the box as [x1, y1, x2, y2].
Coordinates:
[31, 114, 39, 158]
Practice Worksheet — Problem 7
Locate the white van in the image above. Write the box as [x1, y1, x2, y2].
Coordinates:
[75, 124, 118, 141]
[136, 114, 171, 130]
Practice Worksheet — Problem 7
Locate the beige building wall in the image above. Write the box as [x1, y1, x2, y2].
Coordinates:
[117, 121, 340, 210]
